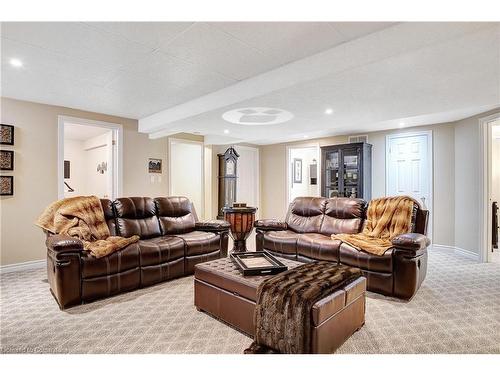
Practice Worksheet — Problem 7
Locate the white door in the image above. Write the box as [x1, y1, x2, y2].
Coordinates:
[234, 145, 260, 218]
[386, 132, 432, 238]
[169, 139, 204, 218]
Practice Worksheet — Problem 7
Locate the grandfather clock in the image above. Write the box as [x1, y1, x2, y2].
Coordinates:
[217, 147, 239, 219]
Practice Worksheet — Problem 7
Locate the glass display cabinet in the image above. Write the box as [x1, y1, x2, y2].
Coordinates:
[321, 142, 372, 200]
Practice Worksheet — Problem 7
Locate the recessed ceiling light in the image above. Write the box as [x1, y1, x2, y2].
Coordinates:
[324, 108, 334, 115]
[223, 129, 229, 134]
[399, 121, 406, 128]
[303, 135, 309, 139]
[9, 58, 23, 68]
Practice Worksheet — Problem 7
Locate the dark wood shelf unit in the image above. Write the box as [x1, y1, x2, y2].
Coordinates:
[321, 142, 372, 200]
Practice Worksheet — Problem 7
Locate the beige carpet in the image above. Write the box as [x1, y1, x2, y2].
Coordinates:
[1, 248, 499, 354]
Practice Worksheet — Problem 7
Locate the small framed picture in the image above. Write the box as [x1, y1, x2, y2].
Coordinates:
[293, 158, 302, 183]
[0, 150, 14, 170]
[0, 176, 13, 196]
[148, 158, 162, 173]
[0, 124, 14, 145]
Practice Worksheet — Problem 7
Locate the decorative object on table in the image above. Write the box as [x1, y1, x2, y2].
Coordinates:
[321, 142, 372, 199]
[0, 124, 14, 145]
[0, 175, 14, 196]
[0, 150, 14, 170]
[217, 146, 239, 219]
[231, 251, 287, 276]
[293, 158, 302, 183]
[148, 158, 162, 173]
[96, 161, 107, 174]
[64, 160, 71, 179]
[223, 205, 257, 252]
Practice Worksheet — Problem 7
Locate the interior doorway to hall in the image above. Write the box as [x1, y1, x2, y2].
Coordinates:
[287, 145, 320, 205]
[58, 116, 123, 200]
[489, 120, 500, 263]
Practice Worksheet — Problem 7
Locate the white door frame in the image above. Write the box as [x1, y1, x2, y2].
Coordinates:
[168, 137, 205, 218]
[57, 115, 123, 200]
[285, 143, 321, 211]
[233, 144, 260, 218]
[479, 112, 500, 263]
[385, 130, 433, 241]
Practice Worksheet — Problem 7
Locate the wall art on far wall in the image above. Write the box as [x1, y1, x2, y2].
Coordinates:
[0, 176, 13, 196]
[0, 150, 14, 170]
[0, 124, 14, 145]
[293, 158, 303, 184]
[148, 158, 162, 173]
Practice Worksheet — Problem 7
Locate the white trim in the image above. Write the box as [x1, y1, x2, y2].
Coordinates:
[479, 112, 500, 263]
[385, 130, 433, 241]
[168, 137, 205, 218]
[57, 116, 123, 200]
[285, 143, 321, 210]
[0, 259, 45, 274]
[432, 244, 479, 261]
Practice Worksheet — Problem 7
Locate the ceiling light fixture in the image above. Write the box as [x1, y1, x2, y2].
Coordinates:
[224, 129, 229, 134]
[399, 121, 406, 128]
[9, 58, 23, 68]
[324, 108, 333, 115]
[303, 135, 309, 139]
[222, 107, 293, 125]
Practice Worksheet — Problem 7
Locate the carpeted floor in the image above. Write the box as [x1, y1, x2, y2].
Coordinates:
[1, 247, 499, 354]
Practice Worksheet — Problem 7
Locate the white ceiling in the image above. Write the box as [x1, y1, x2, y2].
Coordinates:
[1, 22, 499, 145]
[64, 123, 110, 141]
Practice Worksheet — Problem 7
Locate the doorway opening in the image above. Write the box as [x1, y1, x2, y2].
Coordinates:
[480, 114, 500, 263]
[58, 116, 123, 200]
[386, 131, 433, 241]
[286, 145, 320, 206]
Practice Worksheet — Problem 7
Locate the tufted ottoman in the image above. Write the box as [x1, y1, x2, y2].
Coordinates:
[194, 257, 366, 353]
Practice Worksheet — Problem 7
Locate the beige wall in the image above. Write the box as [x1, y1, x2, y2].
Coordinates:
[0, 97, 170, 266]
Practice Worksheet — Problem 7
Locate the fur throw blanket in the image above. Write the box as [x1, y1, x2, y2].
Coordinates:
[244, 262, 362, 354]
[332, 195, 418, 256]
[36, 196, 139, 258]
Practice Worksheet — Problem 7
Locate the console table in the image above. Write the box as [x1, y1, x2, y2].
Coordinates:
[222, 206, 257, 252]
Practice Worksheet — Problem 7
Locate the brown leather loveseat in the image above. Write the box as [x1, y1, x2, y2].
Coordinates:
[255, 197, 430, 300]
[46, 196, 229, 309]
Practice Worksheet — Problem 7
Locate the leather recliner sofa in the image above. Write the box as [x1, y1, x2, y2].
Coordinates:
[255, 197, 430, 300]
[46, 196, 229, 309]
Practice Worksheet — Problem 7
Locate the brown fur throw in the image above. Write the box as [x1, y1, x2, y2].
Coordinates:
[244, 262, 362, 354]
[36, 196, 139, 258]
[332, 196, 418, 256]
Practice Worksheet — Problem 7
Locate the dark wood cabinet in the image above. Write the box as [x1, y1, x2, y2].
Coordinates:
[321, 142, 372, 200]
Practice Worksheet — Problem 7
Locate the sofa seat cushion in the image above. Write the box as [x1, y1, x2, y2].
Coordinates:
[339, 243, 393, 273]
[263, 230, 300, 255]
[81, 242, 140, 279]
[138, 236, 185, 267]
[296, 233, 341, 262]
[173, 231, 220, 256]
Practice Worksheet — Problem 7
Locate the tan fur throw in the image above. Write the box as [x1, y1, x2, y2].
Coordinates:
[332, 196, 417, 256]
[36, 196, 139, 258]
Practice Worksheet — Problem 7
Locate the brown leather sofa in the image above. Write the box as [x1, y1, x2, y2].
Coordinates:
[255, 197, 430, 300]
[46, 196, 229, 309]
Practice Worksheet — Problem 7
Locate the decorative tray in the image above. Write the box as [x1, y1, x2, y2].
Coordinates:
[230, 251, 288, 276]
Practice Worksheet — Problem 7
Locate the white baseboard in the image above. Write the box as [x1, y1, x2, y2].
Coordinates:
[0, 259, 45, 274]
[432, 244, 479, 261]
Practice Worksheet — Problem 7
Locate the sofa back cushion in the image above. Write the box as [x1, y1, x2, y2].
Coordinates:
[286, 197, 326, 233]
[155, 196, 197, 234]
[319, 198, 366, 235]
[113, 197, 161, 239]
[100, 199, 117, 236]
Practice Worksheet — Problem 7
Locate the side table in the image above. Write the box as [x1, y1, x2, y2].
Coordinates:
[222, 206, 257, 252]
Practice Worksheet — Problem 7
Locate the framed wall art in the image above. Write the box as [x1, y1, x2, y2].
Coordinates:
[0, 124, 14, 145]
[0, 150, 14, 170]
[293, 158, 302, 183]
[0, 176, 13, 196]
[148, 158, 162, 173]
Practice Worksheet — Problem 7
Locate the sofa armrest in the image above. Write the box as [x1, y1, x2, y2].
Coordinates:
[195, 220, 230, 233]
[392, 233, 430, 256]
[254, 219, 287, 232]
[46, 235, 84, 254]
